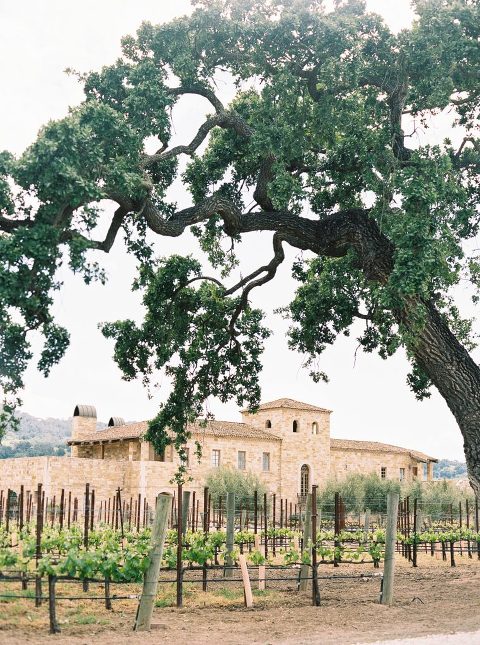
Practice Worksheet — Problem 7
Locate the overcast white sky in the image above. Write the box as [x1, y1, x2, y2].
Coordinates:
[0, 0, 474, 460]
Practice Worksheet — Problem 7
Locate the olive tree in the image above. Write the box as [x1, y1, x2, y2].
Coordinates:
[1, 0, 480, 487]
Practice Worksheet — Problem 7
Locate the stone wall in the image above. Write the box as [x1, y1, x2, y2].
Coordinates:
[330, 448, 426, 482]
[0, 456, 129, 503]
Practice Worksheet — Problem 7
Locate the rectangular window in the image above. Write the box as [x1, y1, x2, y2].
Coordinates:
[154, 448, 165, 462]
[412, 466, 418, 479]
[381, 466, 387, 480]
[262, 452, 270, 472]
[399, 468, 405, 481]
[237, 450, 246, 470]
[184, 447, 190, 467]
[212, 449, 221, 467]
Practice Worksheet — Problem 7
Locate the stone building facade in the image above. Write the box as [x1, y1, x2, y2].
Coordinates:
[0, 398, 437, 509]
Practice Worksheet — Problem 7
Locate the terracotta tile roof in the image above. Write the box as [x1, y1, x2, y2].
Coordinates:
[248, 398, 332, 413]
[330, 438, 437, 463]
[190, 420, 280, 441]
[68, 419, 280, 445]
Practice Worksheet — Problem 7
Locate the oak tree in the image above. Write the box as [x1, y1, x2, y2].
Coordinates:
[1, 0, 480, 486]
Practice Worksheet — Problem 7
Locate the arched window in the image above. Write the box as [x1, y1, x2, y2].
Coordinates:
[292, 420, 298, 433]
[312, 422, 318, 435]
[300, 464, 310, 497]
[265, 420, 272, 429]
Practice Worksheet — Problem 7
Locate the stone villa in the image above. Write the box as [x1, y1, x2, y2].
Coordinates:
[0, 398, 437, 507]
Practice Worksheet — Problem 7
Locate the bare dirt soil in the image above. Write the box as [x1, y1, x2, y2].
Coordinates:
[1, 553, 480, 645]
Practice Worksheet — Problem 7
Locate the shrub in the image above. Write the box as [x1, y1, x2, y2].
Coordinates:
[206, 466, 267, 507]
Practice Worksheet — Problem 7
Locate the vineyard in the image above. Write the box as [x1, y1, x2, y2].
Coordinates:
[1, 482, 480, 635]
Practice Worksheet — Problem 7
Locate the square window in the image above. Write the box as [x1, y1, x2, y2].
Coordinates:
[212, 449, 221, 467]
[262, 452, 270, 472]
[238, 451, 246, 470]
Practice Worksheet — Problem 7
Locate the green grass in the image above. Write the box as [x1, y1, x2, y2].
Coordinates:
[212, 588, 241, 600]
[74, 613, 101, 625]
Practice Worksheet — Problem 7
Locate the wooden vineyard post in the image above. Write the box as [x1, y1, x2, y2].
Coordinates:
[67, 491, 71, 528]
[5, 489, 10, 533]
[466, 499, 472, 558]
[202, 487, 209, 591]
[225, 492, 235, 578]
[381, 491, 399, 606]
[364, 508, 371, 539]
[412, 499, 418, 568]
[406, 496, 411, 562]
[299, 493, 312, 592]
[176, 484, 183, 608]
[35, 483, 43, 607]
[48, 575, 60, 634]
[311, 485, 320, 606]
[90, 489, 95, 532]
[134, 493, 173, 631]
[272, 493, 276, 557]
[334, 492, 340, 567]
[182, 490, 191, 537]
[59, 489, 65, 531]
[263, 493, 268, 559]
[117, 488, 124, 537]
[83, 483, 90, 592]
[254, 490, 258, 534]
[238, 554, 253, 608]
[191, 491, 196, 531]
[19, 485, 24, 532]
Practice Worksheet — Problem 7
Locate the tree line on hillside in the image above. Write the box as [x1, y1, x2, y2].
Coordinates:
[434, 459, 467, 480]
[0, 441, 67, 458]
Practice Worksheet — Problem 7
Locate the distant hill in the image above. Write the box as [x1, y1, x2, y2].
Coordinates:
[434, 459, 467, 479]
[0, 412, 105, 459]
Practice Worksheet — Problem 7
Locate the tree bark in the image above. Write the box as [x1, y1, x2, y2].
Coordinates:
[398, 300, 480, 493]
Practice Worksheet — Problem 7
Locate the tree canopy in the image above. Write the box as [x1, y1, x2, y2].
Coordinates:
[0, 0, 479, 485]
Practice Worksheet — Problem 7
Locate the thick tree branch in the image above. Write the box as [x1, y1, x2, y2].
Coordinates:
[61, 205, 127, 252]
[145, 111, 252, 166]
[229, 232, 286, 332]
[253, 154, 276, 211]
[169, 84, 225, 113]
[0, 215, 33, 232]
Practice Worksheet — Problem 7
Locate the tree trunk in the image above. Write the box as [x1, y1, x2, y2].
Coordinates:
[292, 208, 480, 492]
[398, 300, 480, 493]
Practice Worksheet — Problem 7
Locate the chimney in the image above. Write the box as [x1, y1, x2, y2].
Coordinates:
[71, 404, 97, 442]
[108, 416, 125, 427]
